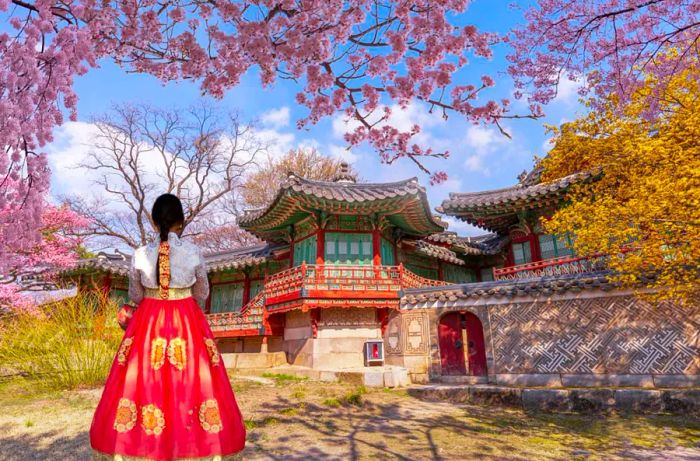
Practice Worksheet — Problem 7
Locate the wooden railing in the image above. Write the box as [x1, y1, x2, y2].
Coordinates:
[207, 289, 265, 332]
[493, 254, 609, 281]
[264, 262, 449, 300]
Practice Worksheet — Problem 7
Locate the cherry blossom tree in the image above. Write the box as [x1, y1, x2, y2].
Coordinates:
[1, 0, 530, 268]
[0, 204, 89, 308]
[508, 1, 700, 117]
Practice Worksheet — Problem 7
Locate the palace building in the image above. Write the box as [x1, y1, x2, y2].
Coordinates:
[68, 164, 699, 388]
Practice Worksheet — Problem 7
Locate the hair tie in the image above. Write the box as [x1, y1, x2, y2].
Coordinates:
[158, 241, 171, 299]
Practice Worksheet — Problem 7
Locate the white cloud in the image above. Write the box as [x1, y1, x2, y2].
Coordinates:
[47, 121, 101, 201]
[328, 144, 360, 163]
[260, 106, 290, 129]
[332, 102, 442, 143]
[439, 216, 485, 237]
[461, 125, 510, 175]
[553, 76, 583, 106]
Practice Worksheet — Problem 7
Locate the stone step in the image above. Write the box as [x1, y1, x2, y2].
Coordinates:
[408, 384, 700, 415]
[440, 375, 488, 385]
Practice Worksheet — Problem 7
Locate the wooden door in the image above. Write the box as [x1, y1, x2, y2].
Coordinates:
[464, 312, 487, 376]
[439, 312, 467, 375]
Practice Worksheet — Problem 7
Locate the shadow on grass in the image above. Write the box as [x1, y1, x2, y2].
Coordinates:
[243, 392, 700, 461]
[0, 423, 91, 461]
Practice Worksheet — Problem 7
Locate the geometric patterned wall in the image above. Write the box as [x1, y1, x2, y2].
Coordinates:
[489, 295, 700, 375]
[385, 311, 430, 356]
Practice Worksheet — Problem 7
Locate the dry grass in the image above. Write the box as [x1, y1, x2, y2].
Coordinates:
[0, 293, 122, 393]
[0, 376, 698, 460]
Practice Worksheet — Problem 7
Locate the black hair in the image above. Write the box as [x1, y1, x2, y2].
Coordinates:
[151, 193, 185, 242]
[151, 194, 184, 287]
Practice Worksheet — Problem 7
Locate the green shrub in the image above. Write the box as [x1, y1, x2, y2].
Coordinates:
[0, 293, 122, 393]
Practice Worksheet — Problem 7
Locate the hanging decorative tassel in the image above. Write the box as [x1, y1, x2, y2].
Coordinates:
[158, 241, 171, 299]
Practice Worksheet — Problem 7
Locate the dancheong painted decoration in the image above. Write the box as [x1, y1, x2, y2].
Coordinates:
[64, 163, 700, 386]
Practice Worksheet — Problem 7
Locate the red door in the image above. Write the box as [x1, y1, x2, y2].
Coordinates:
[464, 312, 487, 376]
[439, 312, 467, 375]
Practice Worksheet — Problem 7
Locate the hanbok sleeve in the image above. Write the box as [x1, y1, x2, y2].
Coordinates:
[191, 247, 210, 308]
[128, 254, 145, 305]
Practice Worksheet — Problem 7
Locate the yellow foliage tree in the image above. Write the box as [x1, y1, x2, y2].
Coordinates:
[541, 70, 700, 303]
[242, 148, 357, 208]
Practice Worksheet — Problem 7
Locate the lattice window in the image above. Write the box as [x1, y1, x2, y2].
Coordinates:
[380, 238, 395, 265]
[210, 283, 244, 313]
[538, 234, 575, 260]
[293, 235, 317, 266]
[325, 233, 372, 265]
[512, 241, 532, 265]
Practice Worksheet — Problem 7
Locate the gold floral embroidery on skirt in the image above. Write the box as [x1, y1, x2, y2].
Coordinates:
[114, 398, 137, 433]
[150, 337, 167, 370]
[167, 337, 187, 371]
[141, 404, 165, 436]
[117, 337, 134, 366]
[199, 399, 222, 434]
[204, 338, 220, 367]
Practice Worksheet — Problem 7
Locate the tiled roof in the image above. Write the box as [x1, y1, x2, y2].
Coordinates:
[240, 174, 445, 240]
[438, 171, 594, 232]
[401, 272, 617, 306]
[425, 232, 510, 256]
[409, 241, 465, 265]
[205, 244, 277, 272]
[73, 252, 131, 276]
[68, 245, 278, 276]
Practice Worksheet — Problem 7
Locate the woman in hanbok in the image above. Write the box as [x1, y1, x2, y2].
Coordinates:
[90, 193, 246, 460]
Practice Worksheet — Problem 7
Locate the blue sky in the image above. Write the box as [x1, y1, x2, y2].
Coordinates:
[46, 0, 585, 236]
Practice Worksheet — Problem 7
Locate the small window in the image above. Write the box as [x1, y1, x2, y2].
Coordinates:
[512, 241, 532, 265]
[538, 234, 574, 260]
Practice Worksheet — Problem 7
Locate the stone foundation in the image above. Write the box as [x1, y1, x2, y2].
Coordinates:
[283, 307, 382, 369]
[410, 384, 700, 415]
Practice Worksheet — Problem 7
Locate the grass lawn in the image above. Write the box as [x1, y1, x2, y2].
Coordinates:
[0, 375, 698, 460]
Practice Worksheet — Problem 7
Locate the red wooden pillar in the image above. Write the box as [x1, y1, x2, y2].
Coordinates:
[289, 240, 295, 268]
[437, 261, 444, 281]
[316, 228, 325, 264]
[530, 233, 542, 262]
[101, 274, 111, 299]
[372, 229, 381, 265]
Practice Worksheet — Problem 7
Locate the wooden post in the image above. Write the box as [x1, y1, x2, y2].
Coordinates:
[437, 261, 444, 281]
[372, 229, 381, 266]
[101, 274, 111, 301]
[242, 272, 251, 307]
[316, 228, 325, 265]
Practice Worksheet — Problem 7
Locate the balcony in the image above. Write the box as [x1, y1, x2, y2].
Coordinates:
[206, 263, 448, 335]
[493, 254, 609, 281]
[264, 263, 449, 307]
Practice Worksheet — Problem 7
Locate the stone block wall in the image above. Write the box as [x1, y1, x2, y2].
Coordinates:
[284, 307, 382, 369]
[398, 289, 700, 387]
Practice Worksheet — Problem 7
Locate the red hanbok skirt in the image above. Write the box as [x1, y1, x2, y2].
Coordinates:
[90, 296, 246, 460]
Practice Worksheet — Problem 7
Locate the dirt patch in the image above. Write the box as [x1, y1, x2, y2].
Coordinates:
[0, 377, 698, 460]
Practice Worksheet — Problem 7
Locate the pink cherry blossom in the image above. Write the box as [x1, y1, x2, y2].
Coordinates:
[0, 0, 561, 266]
[508, 1, 700, 118]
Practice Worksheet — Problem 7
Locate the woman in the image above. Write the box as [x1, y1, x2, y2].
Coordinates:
[90, 194, 246, 461]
